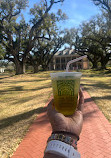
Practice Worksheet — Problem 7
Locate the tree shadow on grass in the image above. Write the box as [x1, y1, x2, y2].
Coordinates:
[92, 82, 111, 89]
[81, 81, 111, 90]
[29, 83, 52, 91]
[0, 74, 14, 80]
[82, 69, 111, 77]
[11, 91, 50, 105]
[0, 106, 47, 130]
[0, 86, 25, 94]
[0, 83, 52, 95]
[0, 78, 50, 84]
[12, 78, 49, 84]
[84, 95, 111, 103]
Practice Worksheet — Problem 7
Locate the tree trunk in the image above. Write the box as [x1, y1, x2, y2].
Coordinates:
[101, 64, 106, 70]
[100, 57, 108, 70]
[33, 64, 39, 73]
[15, 61, 25, 75]
[42, 65, 48, 71]
[87, 55, 99, 69]
[100, 61, 107, 69]
[23, 63, 26, 73]
[92, 61, 98, 69]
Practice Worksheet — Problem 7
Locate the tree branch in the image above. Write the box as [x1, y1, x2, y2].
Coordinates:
[11, 9, 21, 18]
[44, 0, 48, 9]
[54, 0, 63, 3]
[35, 35, 51, 40]
[1, 4, 21, 23]
[93, 0, 111, 14]
[29, 0, 64, 40]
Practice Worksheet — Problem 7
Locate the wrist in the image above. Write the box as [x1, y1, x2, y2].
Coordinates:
[58, 133, 78, 142]
[44, 132, 80, 158]
[44, 140, 81, 158]
[47, 132, 79, 150]
[52, 131, 79, 141]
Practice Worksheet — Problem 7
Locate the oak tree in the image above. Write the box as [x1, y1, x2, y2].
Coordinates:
[0, 0, 65, 74]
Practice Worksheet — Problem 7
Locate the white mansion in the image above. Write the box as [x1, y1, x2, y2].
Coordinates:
[48, 48, 89, 70]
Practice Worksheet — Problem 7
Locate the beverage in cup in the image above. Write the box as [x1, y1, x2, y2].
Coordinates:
[50, 72, 82, 116]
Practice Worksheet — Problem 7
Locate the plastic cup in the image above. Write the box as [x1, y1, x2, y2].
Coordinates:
[50, 72, 82, 116]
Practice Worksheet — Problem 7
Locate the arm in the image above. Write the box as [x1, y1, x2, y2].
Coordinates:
[44, 89, 84, 158]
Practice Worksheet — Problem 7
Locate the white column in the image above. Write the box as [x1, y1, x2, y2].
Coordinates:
[54, 58, 56, 70]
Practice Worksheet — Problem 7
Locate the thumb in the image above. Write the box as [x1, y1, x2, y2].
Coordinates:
[77, 88, 84, 112]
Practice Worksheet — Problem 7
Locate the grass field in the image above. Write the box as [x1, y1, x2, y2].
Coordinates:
[81, 69, 111, 122]
[0, 70, 111, 157]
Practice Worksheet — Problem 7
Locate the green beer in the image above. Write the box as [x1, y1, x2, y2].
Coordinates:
[50, 72, 82, 116]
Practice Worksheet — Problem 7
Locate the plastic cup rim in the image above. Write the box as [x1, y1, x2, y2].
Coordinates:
[50, 72, 82, 78]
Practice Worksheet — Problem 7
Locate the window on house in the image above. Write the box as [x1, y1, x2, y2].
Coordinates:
[61, 64, 66, 70]
[56, 58, 60, 63]
[61, 58, 65, 63]
[78, 64, 82, 69]
[66, 57, 71, 62]
[56, 64, 60, 70]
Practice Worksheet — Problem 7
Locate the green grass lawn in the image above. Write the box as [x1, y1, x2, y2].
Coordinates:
[81, 69, 111, 122]
[0, 70, 111, 157]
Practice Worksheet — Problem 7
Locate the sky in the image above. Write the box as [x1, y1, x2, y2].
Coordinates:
[23, 0, 101, 29]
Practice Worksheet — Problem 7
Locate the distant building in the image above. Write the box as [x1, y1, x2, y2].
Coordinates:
[48, 48, 89, 70]
[0, 67, 5, 73]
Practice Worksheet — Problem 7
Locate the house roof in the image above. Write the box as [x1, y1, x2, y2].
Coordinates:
[55, 48, 76, 56]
